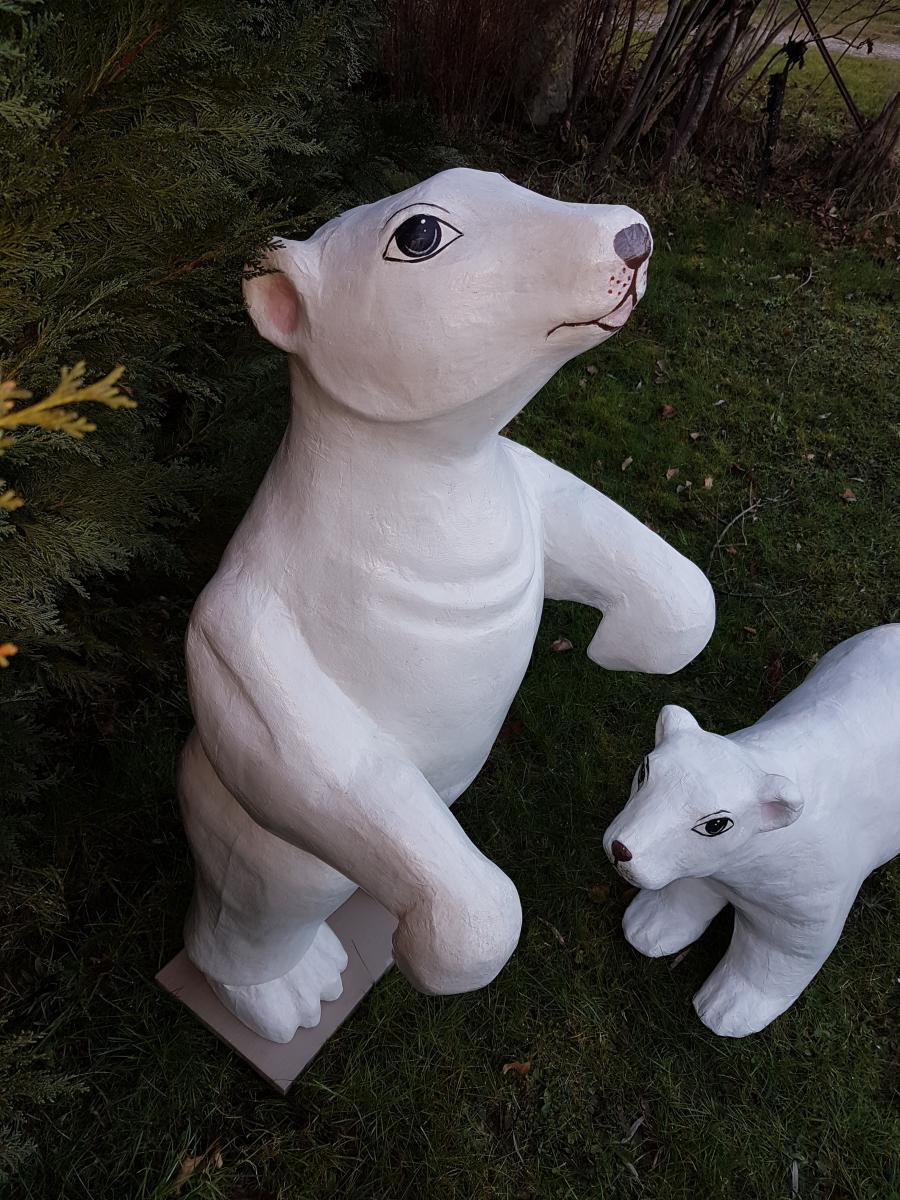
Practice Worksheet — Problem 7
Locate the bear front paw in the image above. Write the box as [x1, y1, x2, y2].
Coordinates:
[392, 871, 521, 996]
[622, 884, 718, 958]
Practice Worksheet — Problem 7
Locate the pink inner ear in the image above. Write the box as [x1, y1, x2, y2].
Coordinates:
[760, 798, 793, 830]
[267, 272, 298, 337]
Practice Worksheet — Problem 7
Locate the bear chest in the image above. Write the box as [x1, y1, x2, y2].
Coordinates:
[296, 484, 545, 791]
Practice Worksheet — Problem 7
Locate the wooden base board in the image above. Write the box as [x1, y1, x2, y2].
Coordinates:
[156, 889, 397, 1094]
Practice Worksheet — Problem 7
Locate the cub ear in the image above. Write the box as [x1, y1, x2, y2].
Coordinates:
[655, 704, 700, 745]
[242, 238, 318, 353]
[758, 774, 803, 832]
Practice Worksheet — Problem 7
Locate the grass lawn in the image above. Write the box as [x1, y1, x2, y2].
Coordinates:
[777, 0, 900, 42]
[782, 49, 900, 132]
[8, 190, 900, 1198]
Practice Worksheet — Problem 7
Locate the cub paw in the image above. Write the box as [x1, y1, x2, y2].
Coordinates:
[622, 886, 706, 958]
[209, 922, 348, 1043]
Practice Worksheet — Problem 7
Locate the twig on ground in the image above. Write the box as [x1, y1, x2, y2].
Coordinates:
[763, 600, 798, 650]
[707, 495, 762, 569]
[789, 265, 815, 295]
[708, 489, 792, 572]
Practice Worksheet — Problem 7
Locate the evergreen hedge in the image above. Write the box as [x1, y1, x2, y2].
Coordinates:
[1, 0, 445, 817]
[0, 0, 447, 1171]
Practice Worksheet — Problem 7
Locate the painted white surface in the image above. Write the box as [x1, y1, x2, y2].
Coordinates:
[178, 168, 715, 1042]
[604, 625, 900, 1037]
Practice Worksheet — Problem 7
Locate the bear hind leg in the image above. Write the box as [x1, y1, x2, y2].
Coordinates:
[693, 902, 851, 1038]
[178, 729, 357, 1041]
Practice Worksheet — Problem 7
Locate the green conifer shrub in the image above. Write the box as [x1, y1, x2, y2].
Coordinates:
[0, 0, 446, 815]
[0, 0, 448, 1167]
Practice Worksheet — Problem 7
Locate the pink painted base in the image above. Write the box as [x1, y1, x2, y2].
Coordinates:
[156, 889, 397, 1093]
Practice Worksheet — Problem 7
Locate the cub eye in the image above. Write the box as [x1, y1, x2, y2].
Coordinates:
[384, 213, 462, 263]
[692, 815, 734, 837]
[635, 757, 649, 791]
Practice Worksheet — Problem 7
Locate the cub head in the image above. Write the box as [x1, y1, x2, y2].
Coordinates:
[243, 167, 651, 427]
[602, 705, 803, 891]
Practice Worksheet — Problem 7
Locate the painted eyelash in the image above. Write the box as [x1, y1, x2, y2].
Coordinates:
[636, 757, 649, 789]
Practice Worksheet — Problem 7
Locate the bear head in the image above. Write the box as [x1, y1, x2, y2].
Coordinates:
[243, 168, 651, 430]
[602, 705, 804, 891]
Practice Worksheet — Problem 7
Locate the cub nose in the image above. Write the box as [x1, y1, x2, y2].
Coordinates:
[611, 839, 632, 864]
[614, 223, 651, 269]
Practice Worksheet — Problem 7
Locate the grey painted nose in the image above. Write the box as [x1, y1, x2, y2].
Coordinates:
[614, 223, 651, 269]
[611, 840, 632, 864]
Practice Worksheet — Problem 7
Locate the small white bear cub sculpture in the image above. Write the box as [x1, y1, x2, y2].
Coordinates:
[604, 625, 900, 1037]
[179, 168, 716, 1044]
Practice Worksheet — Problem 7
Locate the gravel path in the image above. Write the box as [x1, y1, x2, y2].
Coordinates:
[784, 33, 900, 60]
[643, 12, 900, 61]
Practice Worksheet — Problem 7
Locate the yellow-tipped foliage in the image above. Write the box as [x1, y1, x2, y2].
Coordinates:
[0, 362, 135, 659]
[0, 362, 135, 453]
[0, 488, 25, 512]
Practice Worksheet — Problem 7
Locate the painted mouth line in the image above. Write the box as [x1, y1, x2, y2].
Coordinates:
[546, 312, 627, 337]
[546, 274, 639, 338]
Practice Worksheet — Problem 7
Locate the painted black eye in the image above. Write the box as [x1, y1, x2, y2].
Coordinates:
[692, 815, 734, 837]
[384, 213, 462, 262]
[396, 214, 441, 257]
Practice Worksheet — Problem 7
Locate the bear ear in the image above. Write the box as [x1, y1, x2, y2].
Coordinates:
[758, 774, 804, 832]
[242, 238, 318, 353]
[655, 704, 700, 745]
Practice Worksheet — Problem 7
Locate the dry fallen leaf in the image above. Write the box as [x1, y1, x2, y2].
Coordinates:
[725, 544, 737, 555]
[550, 637, 573, 652]
[840, 488, 857, 503]
[589, 882, 610, 904]
[665, 467, 679, 480]
[173, 1156, 205, 1194]
[502, 1060, 531, 1077]
[743, 626, 758, 638]
[173, 1144, 224, 1193]
[703, 476, 714, 489]
[689, 431, 702, 441]
[586, 364, 598, 375]
[659, 403, 675, 420]
[621, 456, 633, 471]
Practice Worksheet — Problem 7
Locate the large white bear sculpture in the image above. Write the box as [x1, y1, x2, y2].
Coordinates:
[179, 168, 716, 1042]
[603, 625, 900, 1038]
